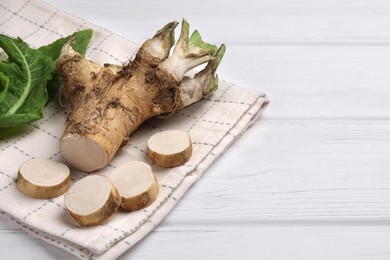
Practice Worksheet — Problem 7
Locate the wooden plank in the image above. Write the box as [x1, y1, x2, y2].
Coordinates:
[2, 217, 390, 260]
[219, 44, 390, 118]
[163, 119, 390, 223]
[120, 225, 390, 260]
[43, 0, 390, 44]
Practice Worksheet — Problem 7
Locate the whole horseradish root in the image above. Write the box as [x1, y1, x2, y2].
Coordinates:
[57, 19, 226, 172]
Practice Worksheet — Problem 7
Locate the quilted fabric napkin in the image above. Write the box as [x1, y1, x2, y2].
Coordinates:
[0, 0, 268, 259]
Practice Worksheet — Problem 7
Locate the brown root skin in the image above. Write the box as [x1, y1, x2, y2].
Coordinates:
[17, 172, 70, 199]
[68, 185, 121, 226]
[57, 53, 103, 102]
[58, 50, 183, 172]
[148, 144, 192, 168]
[57, 20, 223, 172]
[121, 175, 159, 211]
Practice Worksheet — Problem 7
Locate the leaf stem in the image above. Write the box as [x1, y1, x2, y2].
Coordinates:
[6, 39, 32, 115]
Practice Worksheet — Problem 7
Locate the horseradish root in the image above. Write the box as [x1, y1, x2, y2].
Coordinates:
[17, 158, 70, 199]
[57, 19, 226, 172]
[109, 161, 159, 211]
[147, 130, 192, 167]
[64, 175, 121, 226]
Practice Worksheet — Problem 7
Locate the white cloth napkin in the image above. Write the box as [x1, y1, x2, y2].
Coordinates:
[0, 0, 268, 258]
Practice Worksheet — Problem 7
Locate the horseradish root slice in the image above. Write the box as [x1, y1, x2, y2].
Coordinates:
[17, 158, 70, 199]
[147, 130, 192, 167]
[109, 161, 159, 211]
[64, 175, 121, 226]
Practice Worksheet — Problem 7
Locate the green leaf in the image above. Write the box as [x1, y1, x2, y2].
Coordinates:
[0, 72, 10, 104]
[0, 35, 54, 127]
[0, 30, 93, 128]
[38, 29, 93, 59]
[189, 30, 217, 56]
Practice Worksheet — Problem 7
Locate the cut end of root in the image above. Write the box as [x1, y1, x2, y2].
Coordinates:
[109, 161, 159, 211]
[64, 175, 121, 226]
[60, 133, 109, 172]
[147, 130, 192, 168]
[17, 158, 70, 199]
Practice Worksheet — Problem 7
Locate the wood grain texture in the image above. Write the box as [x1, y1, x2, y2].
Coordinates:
[166, 119, 390, 222]
[122, 225, 390, 260]
[42, 0, 390, 45]
[2, 0, 390, 259]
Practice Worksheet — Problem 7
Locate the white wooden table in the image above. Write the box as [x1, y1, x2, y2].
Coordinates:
[1, 0, 390, 259]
